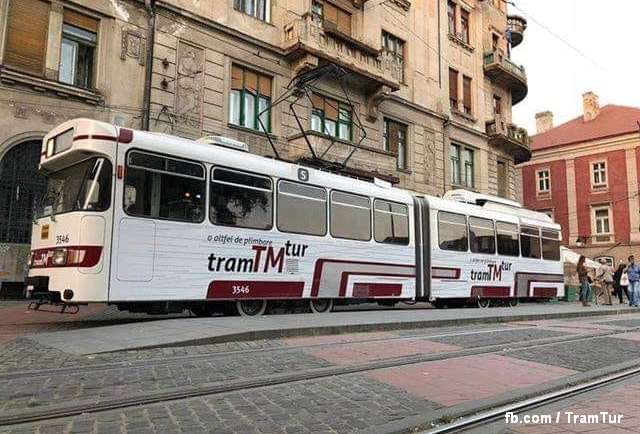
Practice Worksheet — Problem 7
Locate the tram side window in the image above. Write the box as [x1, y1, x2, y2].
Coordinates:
[374, 200, 409, 244]
[496, 222, 519, 256]
[520, 226, 541, 258]
[210, 168, 272, 229]
[469, 217, 495, 254]
[541, 229, 561, 260]
[124, 151, 205, 223]
[277, 181, 327, 235]
[330, 191, 371, 241]
[438, 211, 467, 251]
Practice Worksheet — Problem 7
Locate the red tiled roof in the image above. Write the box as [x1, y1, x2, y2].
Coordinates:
[531, 105, 640, 151]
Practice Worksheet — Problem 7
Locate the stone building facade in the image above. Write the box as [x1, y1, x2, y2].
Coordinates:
[519, 92, 640, 266]
[0, 0, 529, 286]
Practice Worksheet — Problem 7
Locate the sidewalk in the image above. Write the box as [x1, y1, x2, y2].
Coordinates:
[21, 302, 637, 355]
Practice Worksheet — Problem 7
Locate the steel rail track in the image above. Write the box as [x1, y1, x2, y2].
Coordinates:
[419, 366, 640, 433]
[2, 324, 639, 427]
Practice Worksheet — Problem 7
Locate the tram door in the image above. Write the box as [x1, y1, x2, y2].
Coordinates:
[0, 141, 48, 288]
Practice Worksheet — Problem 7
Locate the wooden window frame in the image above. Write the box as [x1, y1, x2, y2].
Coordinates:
[229, 64, 272, 133]
[311, 93, 353, 141]
[536, 169, 550, 194]
[383, 118, 408, 170]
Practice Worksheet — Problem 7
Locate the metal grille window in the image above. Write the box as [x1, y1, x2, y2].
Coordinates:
[233, 0, 270, 22]
[383, 118, 408, 170]
[382, 31, 405, 82]
[229, 65, 272, 133]
[311, 93, 352, 141]
[0, 141, 48, 244]
[59, 10, 98, 89]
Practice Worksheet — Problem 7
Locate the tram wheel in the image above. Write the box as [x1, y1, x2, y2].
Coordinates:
[508, 298, 519, 307]
[235, 299, 267, 316]
[309, 298, 333, 313]
[477, 298, 490, 309]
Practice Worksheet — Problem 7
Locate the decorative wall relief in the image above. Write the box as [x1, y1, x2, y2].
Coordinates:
[121, 28, 146, 65]
[174, 41, 204, 134]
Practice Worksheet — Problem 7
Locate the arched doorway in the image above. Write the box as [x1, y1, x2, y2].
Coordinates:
[0, 141, 47, 243]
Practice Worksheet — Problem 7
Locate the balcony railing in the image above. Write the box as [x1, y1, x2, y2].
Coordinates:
[486, 118, 530, 164]
[507, 15, 527, 48]
[483, 50, 528, 105]
[282, 14, 400, 91]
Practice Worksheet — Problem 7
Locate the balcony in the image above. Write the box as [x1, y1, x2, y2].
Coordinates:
[486, 118, 531, 164]
[483, 50, 528, 105]
[507, 15, 527, 48]
[282, 14, 401, 92]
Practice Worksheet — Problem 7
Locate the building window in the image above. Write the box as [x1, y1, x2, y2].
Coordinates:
[493, 95, 502, 116]
[497, 160, 507, 197]
[383, 118, 408, 170]
[233, 0, 270, 22]
[447, 1, 456, 35]
[451, 144, 473, 188]
[462, 148, 474, 188]
[593, 206, 612, 241]
[3, 0, 50, 76]
[229, 65, 272, 133]
[311, 0, 351, 35]
[536, 169, 550, 193]
[460, 8, 469, 43]
[592, 161, 607, 187]
[382, 31, 405, 82]
[311, 93, 352, 141]
[59, 11, 99, 89]
[451, 144, 460, 185]
[462, 76, 472, 115]
[449, 68, 459, 110]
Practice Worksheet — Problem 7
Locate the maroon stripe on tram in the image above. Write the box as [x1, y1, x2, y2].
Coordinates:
[470, 286, 511, 298]
[352, 283, 403, 298]
[29, 246, 103, 268]
[206, 281, 304, 299]
[73, 134, 118, 142]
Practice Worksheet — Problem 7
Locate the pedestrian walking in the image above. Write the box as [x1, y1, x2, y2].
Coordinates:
[577, 255, 591, 307]
[595, 258, 613, 305]
[613, 262, 630, 305]
[626, 255, 640, 307]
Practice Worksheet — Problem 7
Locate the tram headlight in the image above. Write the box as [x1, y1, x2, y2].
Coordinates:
[52, 248, 68, 266]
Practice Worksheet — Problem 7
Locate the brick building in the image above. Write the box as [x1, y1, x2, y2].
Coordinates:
[519, 92, 640, 265]
[0, 0, 529, 287]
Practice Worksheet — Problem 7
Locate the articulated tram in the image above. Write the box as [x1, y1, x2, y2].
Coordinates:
[25, 119, 563, 315]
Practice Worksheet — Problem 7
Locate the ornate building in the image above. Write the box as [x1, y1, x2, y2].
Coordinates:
[0, 0, 529, 287]
[519, 92, 640, 265]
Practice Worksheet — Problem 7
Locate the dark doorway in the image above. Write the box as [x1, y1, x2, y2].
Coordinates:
[0, 141, 48, 243]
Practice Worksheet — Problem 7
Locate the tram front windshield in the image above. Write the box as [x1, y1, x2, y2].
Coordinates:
[38, 157, 112, 218]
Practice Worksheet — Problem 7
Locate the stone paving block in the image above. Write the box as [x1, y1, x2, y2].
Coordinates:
[427, 328, 570, 348]
[367, 353, 576, 407]
[507, 337, 640, 371]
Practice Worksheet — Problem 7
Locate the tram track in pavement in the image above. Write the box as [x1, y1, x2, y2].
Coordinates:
[2, 319, 640, 427]
[416, 365, 640, 434]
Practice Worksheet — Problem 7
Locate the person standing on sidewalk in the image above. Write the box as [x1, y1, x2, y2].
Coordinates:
[627, 255, 640, 307]
[613, 262, 630, 305]
[595, 258, 613, 305]
[577, 256, 591, 307]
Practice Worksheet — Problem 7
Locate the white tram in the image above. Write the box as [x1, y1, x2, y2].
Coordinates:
[25, 119, 563, 315]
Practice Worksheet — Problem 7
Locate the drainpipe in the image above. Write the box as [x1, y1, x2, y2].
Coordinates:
[437, 0, 442, 88]
[142, 0, 156, 131]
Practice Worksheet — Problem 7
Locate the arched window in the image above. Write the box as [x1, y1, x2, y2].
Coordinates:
[0, 141, 47, 243]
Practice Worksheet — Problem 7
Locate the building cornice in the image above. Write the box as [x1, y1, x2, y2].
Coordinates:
[155, 1, 284, 57]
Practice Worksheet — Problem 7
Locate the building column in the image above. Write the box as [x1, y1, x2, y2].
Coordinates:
[565, 158, 579, 245]
[626, 148, 640, 242]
